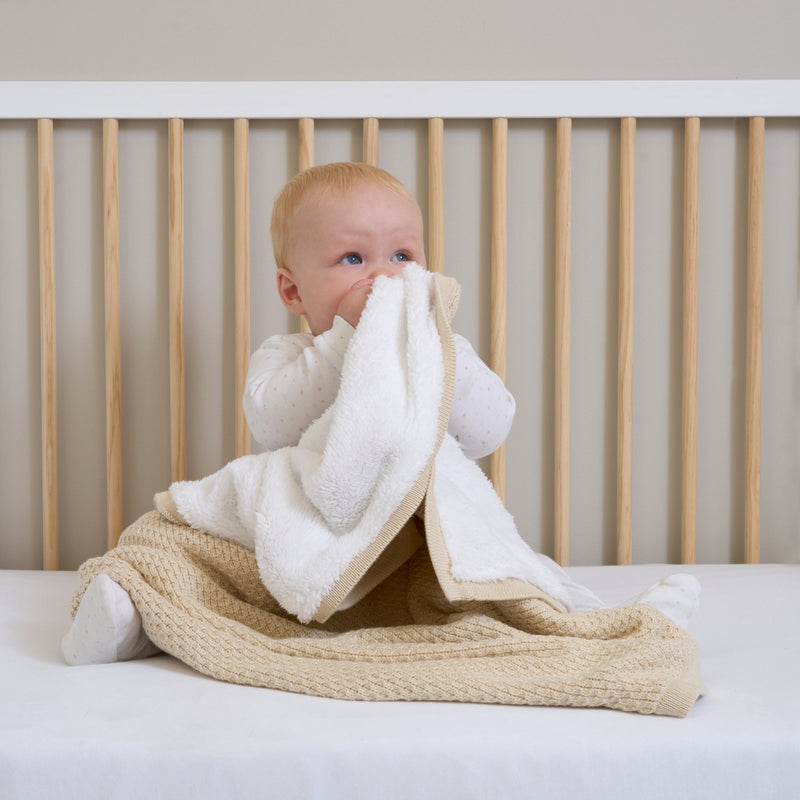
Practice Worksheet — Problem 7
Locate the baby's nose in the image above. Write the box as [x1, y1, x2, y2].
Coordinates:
[371, 265, 402, 279]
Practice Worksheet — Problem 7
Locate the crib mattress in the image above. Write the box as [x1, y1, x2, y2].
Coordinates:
[1, 563, 798, 800]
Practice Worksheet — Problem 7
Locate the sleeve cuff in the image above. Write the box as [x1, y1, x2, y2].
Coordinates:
[314, 316, 355, 369]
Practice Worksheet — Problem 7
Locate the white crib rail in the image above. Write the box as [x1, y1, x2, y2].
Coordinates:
[2, 81, 796, 569]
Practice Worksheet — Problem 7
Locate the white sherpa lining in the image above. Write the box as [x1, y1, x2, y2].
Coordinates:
[169, 264, 443, 622]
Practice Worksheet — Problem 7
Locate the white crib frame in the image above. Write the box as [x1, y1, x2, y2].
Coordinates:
[2, 80, 798, 570]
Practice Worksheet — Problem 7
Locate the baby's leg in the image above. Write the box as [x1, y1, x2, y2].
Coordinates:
[540, 556, 701, 629]
[625, 573, 701, 630]
[61, 574, 159, 665]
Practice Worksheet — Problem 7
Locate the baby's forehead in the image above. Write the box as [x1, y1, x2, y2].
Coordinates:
[290, 182, 420, 230]
[300, 179, 412, 206]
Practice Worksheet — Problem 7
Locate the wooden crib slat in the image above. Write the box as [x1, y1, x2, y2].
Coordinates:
[745, 116, 764, 565]
[682, 117, 700, 565]
[103, 119, 123, 549]
[168, 119, 186, 482]
[427, 118, 445, 274]
[234, 119, 251, 458]
[38, 118, 58, 570]
[490, 118, 508, 502]
[617, 117, 636, 566]
[554, 118, 572, 566]
[363, 118, 379, 166]
[298, 119, 314, 335]
[298, 118, 314, 173]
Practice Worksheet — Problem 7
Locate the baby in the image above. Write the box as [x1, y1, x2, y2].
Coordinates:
[243, 161, 515, 460]
[62, 162, 698, 666]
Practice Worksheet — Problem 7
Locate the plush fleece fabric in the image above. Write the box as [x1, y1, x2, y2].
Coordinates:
[164, 265, 608, 623]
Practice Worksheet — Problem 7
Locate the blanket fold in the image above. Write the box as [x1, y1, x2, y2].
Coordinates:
[72, 264, 705, 715]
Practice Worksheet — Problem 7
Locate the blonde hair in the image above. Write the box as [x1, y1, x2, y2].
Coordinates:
[270, 162, 417, 271]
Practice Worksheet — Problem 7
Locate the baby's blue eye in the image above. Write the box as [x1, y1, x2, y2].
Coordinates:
[339, 254, 362, 265]
[391, 252, 410, 262]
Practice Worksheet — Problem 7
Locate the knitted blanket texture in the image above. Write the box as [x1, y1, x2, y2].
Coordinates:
[72, 266, 703, 715]
[74, 511, 703, 716]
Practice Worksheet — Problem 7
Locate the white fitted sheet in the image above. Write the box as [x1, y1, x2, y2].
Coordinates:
[1, 564, 798, 800]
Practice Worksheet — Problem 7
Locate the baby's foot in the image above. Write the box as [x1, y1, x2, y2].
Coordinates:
[628, 573, 701, 630]
[61, 574, 159, 665]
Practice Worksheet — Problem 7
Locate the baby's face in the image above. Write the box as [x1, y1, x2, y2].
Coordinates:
[278, 181, 426, 335]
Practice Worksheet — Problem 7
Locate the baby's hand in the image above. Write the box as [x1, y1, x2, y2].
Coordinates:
[336, 278, 374, 328]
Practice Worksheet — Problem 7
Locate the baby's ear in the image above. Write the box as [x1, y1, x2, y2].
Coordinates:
[276, 268, 305, 315]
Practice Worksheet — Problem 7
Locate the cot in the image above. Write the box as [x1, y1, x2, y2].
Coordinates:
[1, 80, 799, 799]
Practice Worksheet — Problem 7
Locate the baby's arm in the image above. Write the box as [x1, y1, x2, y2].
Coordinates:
[243, 317, 354, 450]
[449, 334, 516, 459]
[245, 317, 512, 457]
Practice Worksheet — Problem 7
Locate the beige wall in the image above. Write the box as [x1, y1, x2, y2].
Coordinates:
[1, 2, 799, 569]
[1, 0, 799, 81]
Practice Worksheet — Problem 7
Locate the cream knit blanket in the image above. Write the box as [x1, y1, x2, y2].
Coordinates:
[71, 264, 704, 715]
[73, 511, 703, 716]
